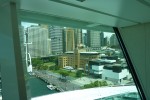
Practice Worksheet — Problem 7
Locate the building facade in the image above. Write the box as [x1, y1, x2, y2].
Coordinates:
[63, 28, 75, 52]
[58, 48, 100, 69]
[87, 30, 101, 50]
[110, 34, 119, 47]
[28, 25, 51, 58]
[49, 25, 63, 55]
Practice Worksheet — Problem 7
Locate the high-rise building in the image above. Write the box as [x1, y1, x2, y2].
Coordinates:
[100, 32, 105, 46]
[27, 25, 51, 57]
[104, 37, 108, 46]
[87, 30, 101, 49]
[63, 28, 75, 52]
[49, 25, 63, 55]
[110, 34, 119, 46]
[82, 30, 87, 46]
[75, 29, 82, 48]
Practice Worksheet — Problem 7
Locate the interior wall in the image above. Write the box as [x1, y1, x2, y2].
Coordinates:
[119, 22, 150, 99]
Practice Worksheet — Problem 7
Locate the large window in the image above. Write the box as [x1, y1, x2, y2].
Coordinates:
[20, 22, 141, 100]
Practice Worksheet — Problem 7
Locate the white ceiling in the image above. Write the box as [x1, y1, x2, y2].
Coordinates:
[18, 0, 150, 31]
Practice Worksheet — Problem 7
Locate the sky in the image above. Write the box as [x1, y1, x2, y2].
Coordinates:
[104, 32, 114, 38]
[21, 22, 38, 28]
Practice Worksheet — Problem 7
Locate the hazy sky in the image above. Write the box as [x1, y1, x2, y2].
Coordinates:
[21, 22, 38, 28]
[104, 32, 114, 38]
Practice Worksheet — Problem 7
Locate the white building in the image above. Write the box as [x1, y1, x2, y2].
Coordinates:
[28, 26, 51, 57]
[89, 59, 116, 77]
[89, 59, 129, 84]
[102, 64, 130, 84]
[92, 65, 104, 75]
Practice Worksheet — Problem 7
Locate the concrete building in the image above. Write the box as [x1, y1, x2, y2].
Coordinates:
[49, 25, 63, 55]
[58, 49, 100, 69]
[75, 29, 82, 47]
[63, 28, 75, 52]
[89, 59, 129, 84]
[88, 59, 116, 77]
[27, 26, 51, 57]
[102, 64, 129, 84]
[110, 34, 119, 46]
[87, 30, 101, 50]
[100, 32, 105, 46]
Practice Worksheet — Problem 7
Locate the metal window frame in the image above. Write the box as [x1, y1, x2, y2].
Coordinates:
[113, 27, 146, 100]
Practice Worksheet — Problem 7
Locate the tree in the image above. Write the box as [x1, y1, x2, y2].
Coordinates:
[59, 71, 69, 77]
[40, 65, 48, 70]
[101, 81, 108, 86]
[49, 56, 58, 65]
[59, 71, 69, 81]
[83, 80, 108, 89]
[49, 66, 55, 70]
[76, 70, 82, 78]
[55, 65, 60, 70]
[32, 58, 43, 69]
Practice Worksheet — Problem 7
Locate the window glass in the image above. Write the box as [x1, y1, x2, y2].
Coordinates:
[21, 22, 141, 100]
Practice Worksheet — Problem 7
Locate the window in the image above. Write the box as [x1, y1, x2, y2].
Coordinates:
[20, 22, 142, 99]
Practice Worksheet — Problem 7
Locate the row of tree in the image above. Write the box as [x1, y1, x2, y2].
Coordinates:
[83, 80, 108, 89]
[32, 56, 58, 70]
[32, 58, 48, 70]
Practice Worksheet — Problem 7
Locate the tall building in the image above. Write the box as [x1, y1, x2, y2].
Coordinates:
[49, 25, 63, 55]
[110, 34, 119, 46]
[87, 30, 101, 49]
[27, 25, 51, 57]
[100, 32, 105, 46]
[63, 28, 75, 52]
[82, 30, 87, 46]
[75, 29, 82, 48]
[104, 37, 109, 46]
[74, 48, 80, 69]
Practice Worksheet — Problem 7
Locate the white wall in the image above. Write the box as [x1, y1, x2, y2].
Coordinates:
[92, 65, 104, 74]
[102, 69, 128, 80]
[120, 22, 150, 99]
[103, 69, 119, 79]
[119, 69, 129, 79]
[92, 65, 104, 71]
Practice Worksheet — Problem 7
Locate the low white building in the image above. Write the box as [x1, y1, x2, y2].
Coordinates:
[89, 59, 116, 77]
[92, 65, 104, 75]
[102, 64, 130, 84]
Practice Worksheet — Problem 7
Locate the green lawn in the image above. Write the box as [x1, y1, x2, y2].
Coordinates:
[43, 62, 55, 66]
[50, 68, 76, 78]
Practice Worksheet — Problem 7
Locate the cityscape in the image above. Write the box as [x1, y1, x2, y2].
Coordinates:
[22, 22, 140, 99]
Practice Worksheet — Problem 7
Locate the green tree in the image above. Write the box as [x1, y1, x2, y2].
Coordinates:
[49, 66, 55, 70]
[101, 81, 108, 86]
[55, 65, 60, 70]
[59, 70, 69, 81]
[76, 70, 82, 78]
[59, 71, 69, 77]
[83, 81, 108, 89]
[41, 65, 48, 70]
[49, 56, 56, 62]
[32, 58, 43, 69]
[49, 56, 58, 66]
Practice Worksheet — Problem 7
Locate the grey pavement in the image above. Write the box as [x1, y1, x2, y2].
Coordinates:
[33, 70, 133, 92]
[34, 71, 80, 91]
